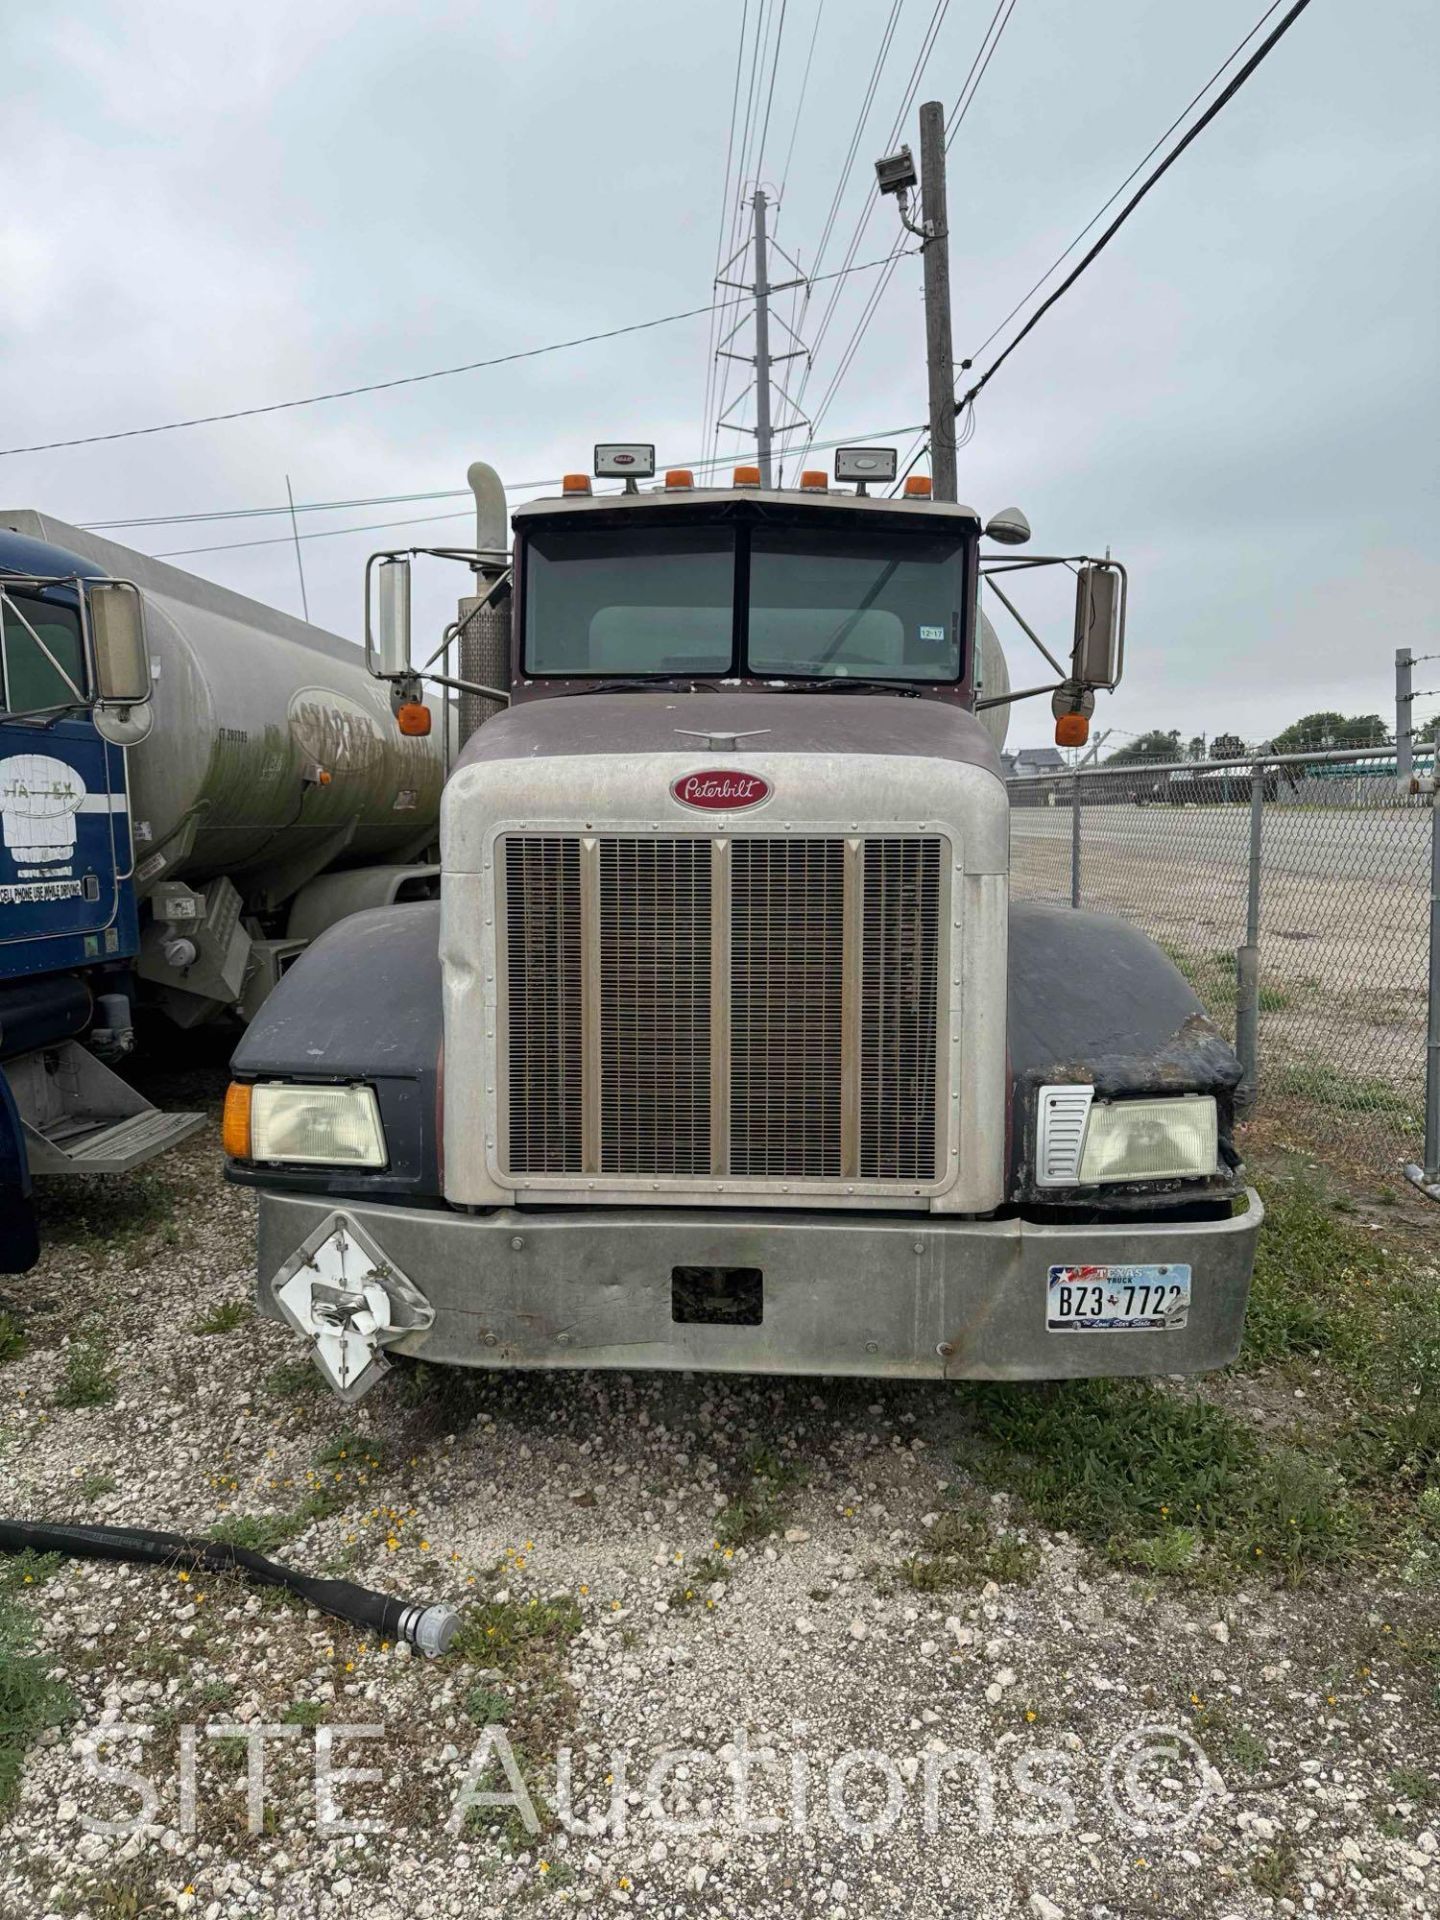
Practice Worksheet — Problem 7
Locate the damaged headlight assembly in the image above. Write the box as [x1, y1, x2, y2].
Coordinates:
[224, 1081, 387, 1168]
[1036, 1088, 1218, 1187]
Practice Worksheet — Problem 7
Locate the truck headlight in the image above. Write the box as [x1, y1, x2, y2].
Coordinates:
[228, 1082, 387, 1167]
[1036, 1087, 1218, 1186]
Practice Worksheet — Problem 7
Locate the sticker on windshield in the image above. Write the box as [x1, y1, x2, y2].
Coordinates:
[919, 624, 945, 640]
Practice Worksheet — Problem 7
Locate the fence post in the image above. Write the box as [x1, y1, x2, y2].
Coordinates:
[1070, 765, 1081, 908]
[1234, 759, 1265, 1116]
[1411, 790, 1440, 1194]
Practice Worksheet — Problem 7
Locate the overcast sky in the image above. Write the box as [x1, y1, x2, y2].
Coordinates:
[1, 0, 1436, 753]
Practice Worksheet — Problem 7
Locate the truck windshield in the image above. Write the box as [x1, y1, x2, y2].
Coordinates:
[0, 591, 86, 714]
[523, 522, 968, 681]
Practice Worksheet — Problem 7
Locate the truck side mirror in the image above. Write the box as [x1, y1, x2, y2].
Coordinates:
[1071, 563, 1125, 690]
[374, 558, 412, 678]
[89, 582, 150, 704]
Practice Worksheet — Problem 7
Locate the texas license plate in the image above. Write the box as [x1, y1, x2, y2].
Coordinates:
[1047, 1263, 1191, 1332]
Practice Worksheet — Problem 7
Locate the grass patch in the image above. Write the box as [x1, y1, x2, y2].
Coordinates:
[79, 1472, 117, 1501]
[33, 1168, 172, 1254]
[0, 1310, 26, 1365]
[668, 1552, 733, 1609]
[711, 1443, 801, 1550]
[191, 1300, 248, 1336]
[1269, 1061, 1421, 1122]
[897, 1509, 1040, 1592]
[1251, 1839, 1301, 1901]
[464, 1682, 512, 1725]
[54, 1325, 116, 1409]
[264, 1359, 324, 1399]
[959, 1377, 1363, 1583]
[313, 1431, 384, 1471]
[1243, 1169, 1440, 1511]
[453, 1593, 583, 1675]
[282, 1699, 326, 1727]
[0, 1562, 75, 1810]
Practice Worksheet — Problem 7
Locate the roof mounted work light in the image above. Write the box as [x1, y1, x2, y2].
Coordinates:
[835, 446, 897, 493]
[594, 443, 656, 488]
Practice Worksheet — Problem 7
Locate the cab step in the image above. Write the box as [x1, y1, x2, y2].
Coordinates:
[8, 1040, 206, 1176]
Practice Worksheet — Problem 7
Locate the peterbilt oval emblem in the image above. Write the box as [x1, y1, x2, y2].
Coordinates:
[670, 769, 771, 811]
[612, 452, 636, 465]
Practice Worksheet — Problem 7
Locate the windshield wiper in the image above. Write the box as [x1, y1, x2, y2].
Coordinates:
[569, 676, 729, 695]
[771, 676, 924, 697]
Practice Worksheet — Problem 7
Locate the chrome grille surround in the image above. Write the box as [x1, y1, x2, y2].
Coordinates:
[498, 831, 949, 1198]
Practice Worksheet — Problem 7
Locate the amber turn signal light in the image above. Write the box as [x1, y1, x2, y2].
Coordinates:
[221, 1082, 252, 1159]
[903, 474, 933, 498]
[732, 465, 762, 487]
[561, 473, 592, 495]
[396, 701, 432, 737]
[1055, 712, 1090, 748]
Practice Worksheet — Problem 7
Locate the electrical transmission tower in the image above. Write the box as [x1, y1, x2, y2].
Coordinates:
[714, 189, 811, 486]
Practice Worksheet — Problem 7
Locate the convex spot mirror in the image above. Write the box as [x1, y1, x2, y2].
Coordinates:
[1071, 563, 1125, 691]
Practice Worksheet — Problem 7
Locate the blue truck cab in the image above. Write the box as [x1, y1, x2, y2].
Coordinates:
[0, 528, 195, 1273]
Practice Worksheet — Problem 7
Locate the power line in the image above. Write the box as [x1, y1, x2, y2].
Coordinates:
[776, 0, 826, 200]
[796, 0, 1018, 461]
[752, 0, 790, 185]
[965, 0, 1288, 360]
[148, 417, 927, 558]
[699, 1, 753, 477]
[953, 0, 1316, 426]
[3, 249, 898, 468]
[1, 301, 727, 460]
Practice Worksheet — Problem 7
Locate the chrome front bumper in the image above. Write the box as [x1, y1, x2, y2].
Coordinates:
[255, 1189, 1262, 1389]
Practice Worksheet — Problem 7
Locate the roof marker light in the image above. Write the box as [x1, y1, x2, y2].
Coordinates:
[903, 474, 933, 498]
[732, 465, 761, 488]
[799, 470, 827, 491]
[562, 473, 592, 495]
[665, 469, 695, 490]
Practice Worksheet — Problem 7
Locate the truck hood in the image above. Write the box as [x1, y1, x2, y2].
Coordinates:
[453, 690, 1004, 778]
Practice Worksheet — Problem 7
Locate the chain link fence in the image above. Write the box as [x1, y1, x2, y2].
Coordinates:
[1009, 747, 1440, 1187]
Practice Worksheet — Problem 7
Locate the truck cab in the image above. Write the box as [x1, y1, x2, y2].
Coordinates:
[226, 451, 1260, 1401]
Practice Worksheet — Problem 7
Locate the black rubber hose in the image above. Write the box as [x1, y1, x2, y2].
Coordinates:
[0, 1519, 460, 1655]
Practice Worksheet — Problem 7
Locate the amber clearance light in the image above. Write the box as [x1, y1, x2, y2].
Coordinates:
[221, 1082, 252, 1159]
[1055, 712, 1090, 748]
[396, 701, 432, 737]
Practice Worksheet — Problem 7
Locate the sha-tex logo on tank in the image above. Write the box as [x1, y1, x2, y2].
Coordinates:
[670, 769, 772, 811]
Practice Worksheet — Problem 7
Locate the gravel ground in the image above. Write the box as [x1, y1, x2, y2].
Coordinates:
[1, 1084, 1437, 1920]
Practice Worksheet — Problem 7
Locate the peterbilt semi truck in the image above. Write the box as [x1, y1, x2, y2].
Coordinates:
[0, 513, 444, 1271]
[225, 446, 1261, 1400]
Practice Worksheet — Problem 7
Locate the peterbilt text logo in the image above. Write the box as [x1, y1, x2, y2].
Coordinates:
[670, 770, 772, 811]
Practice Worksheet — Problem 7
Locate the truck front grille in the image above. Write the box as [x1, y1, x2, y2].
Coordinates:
[502, 834, 942, 1189]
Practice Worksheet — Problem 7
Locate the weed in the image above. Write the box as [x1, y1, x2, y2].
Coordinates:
[464, 1683, 511, 1725]
[1269, 1062, 1420, 1123]
[668, 1553, 732, 1609]
[896, 1509, 1039, 1591]
[55, 1325, 116, 1408]
[1251, 1839, 1300, 1900]
[0, 1591, 75, 1810]
[79, 1472, 117, 1501]
[282, 1699, 326, 1727]
[1241, 1172, 1386, 1372]
[313, 1431, 384, 1471]
[264, 1359, 323, 1399]
[33, 1168, 171, 1254]
[0, 1551, 61, 1597]
[0, 1310, 25, 1364]
[191, 1300, 248, 1336]
[453, 1594, 582, 1675]
[1388, 1766, 1435, 1808]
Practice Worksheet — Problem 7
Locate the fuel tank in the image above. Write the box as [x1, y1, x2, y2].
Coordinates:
[0, 511, 443, 908]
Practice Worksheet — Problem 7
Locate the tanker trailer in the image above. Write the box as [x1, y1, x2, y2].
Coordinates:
[0, 511, 444, 1269]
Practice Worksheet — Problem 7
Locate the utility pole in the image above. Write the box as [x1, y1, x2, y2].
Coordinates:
[715, 191, 808, 485]
[918, 101, 956, 503]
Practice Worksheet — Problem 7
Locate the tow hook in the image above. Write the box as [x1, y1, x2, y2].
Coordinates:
[271, 1212, 434, 1401]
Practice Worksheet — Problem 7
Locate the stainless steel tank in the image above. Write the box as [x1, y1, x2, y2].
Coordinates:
[0, 511, 443, 907]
